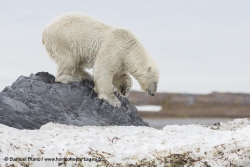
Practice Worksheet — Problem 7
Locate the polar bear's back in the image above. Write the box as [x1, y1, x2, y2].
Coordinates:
[42, 13, 112, 64]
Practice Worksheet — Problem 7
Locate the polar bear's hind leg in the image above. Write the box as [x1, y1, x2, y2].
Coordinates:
[55, 63, 78, 83]
[73, 67, 94, 82]
[81, 71, 93, 81]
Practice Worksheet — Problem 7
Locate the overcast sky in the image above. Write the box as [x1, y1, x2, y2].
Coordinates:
[0, 0, 249, 94]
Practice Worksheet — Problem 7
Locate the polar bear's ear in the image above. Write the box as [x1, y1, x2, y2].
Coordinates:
[147, 67, 152, 72]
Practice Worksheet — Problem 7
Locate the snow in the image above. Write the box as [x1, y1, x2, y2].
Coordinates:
[145, 118, 234, 128]
[0, 119, 250, 167]
[136, 105, 162, 112]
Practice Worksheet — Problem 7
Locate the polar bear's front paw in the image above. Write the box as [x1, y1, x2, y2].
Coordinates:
[99, 94, 121, 108]
[110, 100, 121, 108]
[119, 83, 131, 97]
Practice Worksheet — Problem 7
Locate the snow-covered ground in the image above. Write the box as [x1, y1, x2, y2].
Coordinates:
[0, 119, 250, 167]
[145, 118, 234, 129]
[136, 105, 162, 112]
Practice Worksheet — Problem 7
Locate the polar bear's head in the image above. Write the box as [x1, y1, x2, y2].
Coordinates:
[124, 39, 159, 96]
[138, 63, 159, 96]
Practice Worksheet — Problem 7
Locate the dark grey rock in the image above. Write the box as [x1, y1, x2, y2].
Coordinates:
[0, 72, 148, 129]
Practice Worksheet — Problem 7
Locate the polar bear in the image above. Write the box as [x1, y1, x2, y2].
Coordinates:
[42, 12, 159, 107]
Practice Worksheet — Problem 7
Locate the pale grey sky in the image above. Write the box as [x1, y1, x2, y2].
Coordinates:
[0, 0, 249, 93]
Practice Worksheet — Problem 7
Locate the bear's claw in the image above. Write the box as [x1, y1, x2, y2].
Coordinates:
[120, 83, 130, 97]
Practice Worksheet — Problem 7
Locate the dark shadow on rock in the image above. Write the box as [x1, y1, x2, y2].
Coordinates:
[0, 72, 148, 129]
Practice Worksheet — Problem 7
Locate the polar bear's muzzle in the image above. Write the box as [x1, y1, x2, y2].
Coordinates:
[147, 89, 156, 96]
[148, 91, 155, 96]
[146, 82, 157, 96]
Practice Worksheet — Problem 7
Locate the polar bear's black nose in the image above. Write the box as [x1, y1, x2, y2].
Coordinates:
[147, 84, 157, 96]
[149, 93, 155, 96]
[148, 90, 155, 96]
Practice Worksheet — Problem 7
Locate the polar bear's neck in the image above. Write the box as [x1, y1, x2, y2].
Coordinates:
[124, 45, 149, 80]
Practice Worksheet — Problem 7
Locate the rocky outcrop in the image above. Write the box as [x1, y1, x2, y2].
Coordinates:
[0, 72, 148, 129]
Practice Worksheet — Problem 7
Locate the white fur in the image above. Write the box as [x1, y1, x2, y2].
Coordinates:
[42, 12, 159, 107]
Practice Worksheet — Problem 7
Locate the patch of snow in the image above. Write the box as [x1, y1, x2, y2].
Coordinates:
[0, 119, 250, 166]
[136, 105, 162, 112]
